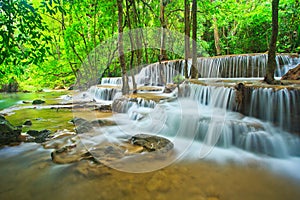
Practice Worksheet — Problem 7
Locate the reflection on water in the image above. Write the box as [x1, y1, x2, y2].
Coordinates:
[0, 143, 300, 200]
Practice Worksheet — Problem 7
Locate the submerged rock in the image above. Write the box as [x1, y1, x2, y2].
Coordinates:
[130, 134, 174, 153]
[51, 143, 93, 164]
[281, 64, 300, 80]
[0, 116, 21, 145]
[32, 99, 45, 105]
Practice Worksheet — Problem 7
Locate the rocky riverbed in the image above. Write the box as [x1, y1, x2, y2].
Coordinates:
[1, 84, 300, 200]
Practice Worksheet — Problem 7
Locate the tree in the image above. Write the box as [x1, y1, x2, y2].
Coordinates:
[117, 0, 129, 95]
[184, 0, 190, 78]
[211, 0, 221, 55]
[190, 0, 198, 78]
[0, 0, 50, 70]
[159, 0, 168, 62]
[264, 0, 279, 84]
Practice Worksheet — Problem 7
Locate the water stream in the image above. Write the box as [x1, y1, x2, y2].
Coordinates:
[1, 54, 300, 199]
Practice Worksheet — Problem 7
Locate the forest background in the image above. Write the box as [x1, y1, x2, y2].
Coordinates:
[0, 0, 299, 91]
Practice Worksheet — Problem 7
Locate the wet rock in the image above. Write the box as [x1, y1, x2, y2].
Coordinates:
[130, 134, 174, 153]
[112, 97, 130, 113]
[91, 119, 116, 127]
[17, 134, 35, 143]
[70, 117, 94, 134]
[27, 130, 40, 137]
[51, 143, 93, 164]
[23, 119, 32, 126]
[0, 116, 21, 145]
[163, 84, 177, 93]
[281, 64, 300, 80]
[27, 129, 52, 143]
[94, 104, 112, 112]
[32, 99, 45, 105]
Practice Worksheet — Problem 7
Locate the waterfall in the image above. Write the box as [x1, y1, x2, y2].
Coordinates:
[111, 94, 300, 158]
[112, 96, 156, 114]
[135, 60, 186, 86]
[196, 54, 300, 78]
[88, 86, 119, 101]
[181, 84, 237, 110]
[133, 54, 299, 86]
[248, 88, 300, 133]
[101, 77, 123, 85]
[99, 54, 299, 88]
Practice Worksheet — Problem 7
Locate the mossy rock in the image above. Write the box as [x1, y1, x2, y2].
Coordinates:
[32, 99, 45, 105]
[130, 134, 174, 153]
[0, 116, 21, 145]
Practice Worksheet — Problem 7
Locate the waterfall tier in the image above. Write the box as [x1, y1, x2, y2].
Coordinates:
[88, 86, 119, 101]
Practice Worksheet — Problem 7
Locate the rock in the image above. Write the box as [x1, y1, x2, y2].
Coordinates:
[23, 119, 32, 126]
[70, 117, 94, 134]
[281, 64, 300, 80]
[163, 84, 177, 93]
[51, 143, 93, 164]
[94, 104, 112, 112]
[112, 97, 130, 113]
[17, 134, 35, 143]
[91, 119, 116, 127]
[68, 85, 74, 90]
[0, 116, 21, 145]
[27, 130, 40, 137]
[32, 99, 45, 105]
[27, 129, 52, 143]
[130, 134, 174, 153]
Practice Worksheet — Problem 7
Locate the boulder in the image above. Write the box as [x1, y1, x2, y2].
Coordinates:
[32, 99, 45, 105]
[0, 116, 21, 145]
[130, 134, 174, 153]
[70, 117, 93, 134]
[23, 119, 32, 126]
[281, 64, 300, 80]
[27, 129, 52, 143]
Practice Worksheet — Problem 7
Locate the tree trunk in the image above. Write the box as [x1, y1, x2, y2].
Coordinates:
[211, 0, 221, 55]
[125, 0, 137, 92]
[184, 0, 190, 78]
[191, 0, 198, 79]
[264, 0, 279, 84]
[117, 0, 129, 94]
[213, 17, 221, 55]
[160, 0, 167, 62]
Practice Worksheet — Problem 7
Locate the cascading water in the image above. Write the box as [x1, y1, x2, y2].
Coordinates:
[101, 77, 123, 85]
[134, 54, 299, 87]
[105, 86, 300, 159]
[88, 85, 119, 101]
[248, 87, 300, 133]
[135, 60, 187, 86]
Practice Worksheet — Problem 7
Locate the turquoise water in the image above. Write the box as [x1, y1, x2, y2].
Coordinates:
[0, 91, 68, 110]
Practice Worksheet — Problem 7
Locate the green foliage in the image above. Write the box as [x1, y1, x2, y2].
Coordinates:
[0, 0, 51, 66]
[0, 0, 299, 91]
[173, 74, 185, 84]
